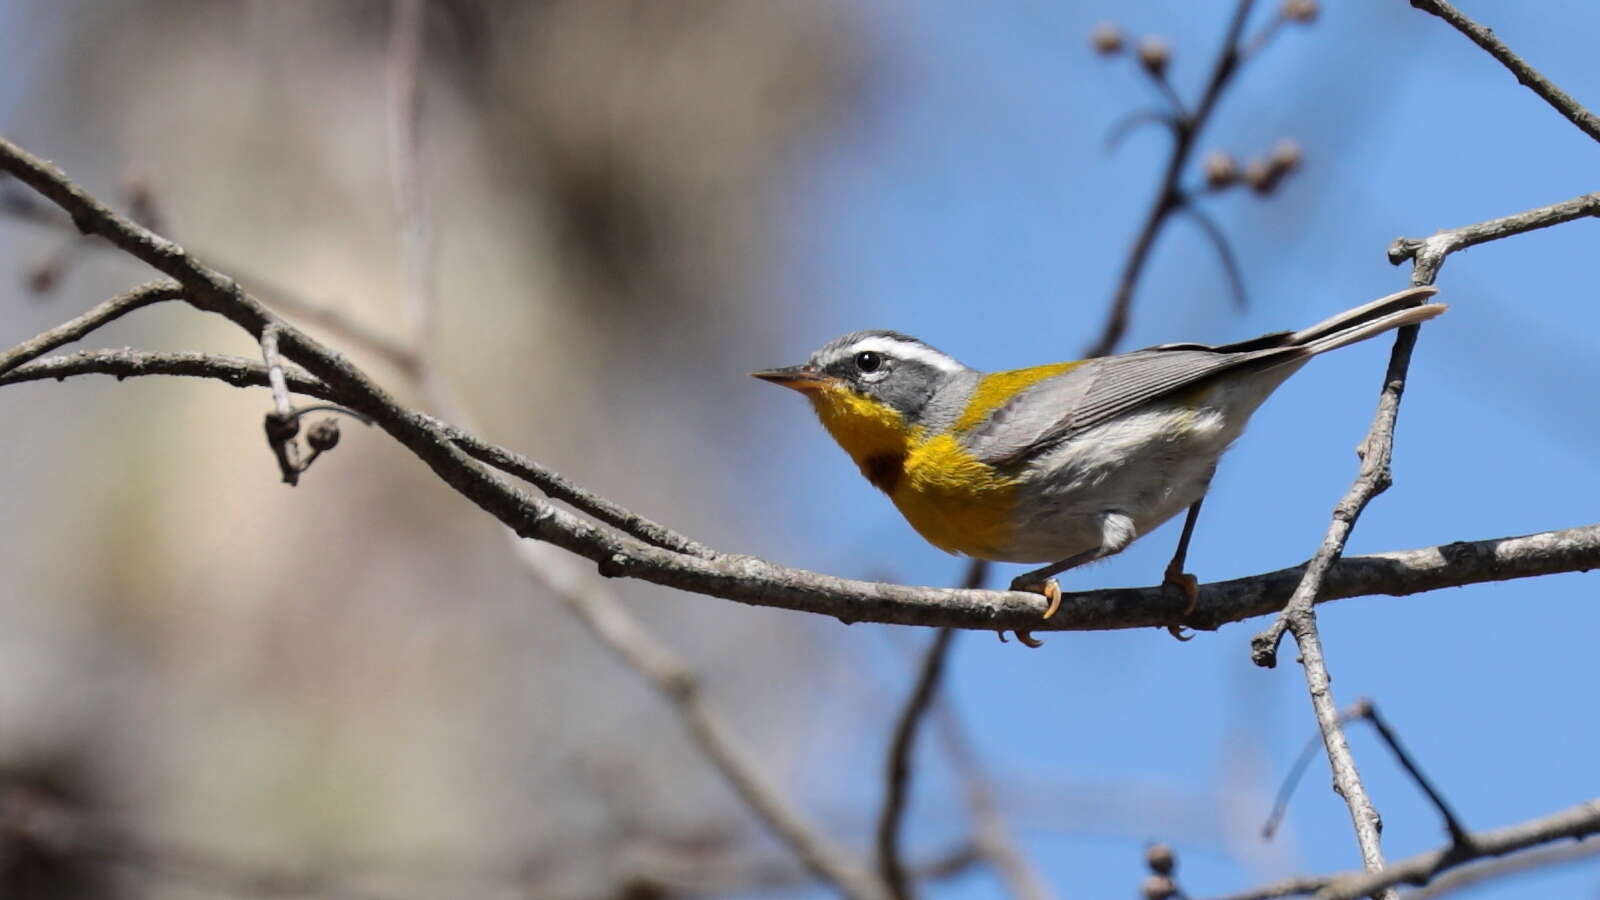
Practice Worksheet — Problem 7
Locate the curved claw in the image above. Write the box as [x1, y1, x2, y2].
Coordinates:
[1161, 570, 1200, 642]
[1040, 579, 1063, 620]
[1013, 630, 1044, 649]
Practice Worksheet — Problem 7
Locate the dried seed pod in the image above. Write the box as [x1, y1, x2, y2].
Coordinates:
[1283, 0, 1319, 23]
[1091, 22, 1125, 55]
[1203, 151, 1239, 189]
[1137, 37, 1171, 77]
[1145, 842, 1176, 876]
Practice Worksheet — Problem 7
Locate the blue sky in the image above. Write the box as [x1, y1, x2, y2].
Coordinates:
[758, 1, 1600, 897]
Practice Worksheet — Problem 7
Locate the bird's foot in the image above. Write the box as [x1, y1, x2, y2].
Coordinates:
[1000, 576, 1063, 649]
[1162, 567, 1199, 642]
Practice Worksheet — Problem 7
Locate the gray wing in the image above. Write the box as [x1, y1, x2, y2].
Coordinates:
[960, 346, 1289, 466]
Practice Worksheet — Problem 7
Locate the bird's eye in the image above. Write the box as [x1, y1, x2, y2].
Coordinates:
[854, 351, 883, 373]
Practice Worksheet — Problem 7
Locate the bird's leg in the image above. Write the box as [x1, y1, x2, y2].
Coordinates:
[1161, 498, 1204, 640]
[1007, 512, 1137, 650]
[1010, 548, 1103, 621]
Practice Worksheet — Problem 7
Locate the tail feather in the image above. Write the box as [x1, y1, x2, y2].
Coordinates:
[1290, 286, 1444, 355]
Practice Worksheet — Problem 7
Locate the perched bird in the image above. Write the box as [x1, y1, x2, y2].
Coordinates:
[754, 287, 1443, 638]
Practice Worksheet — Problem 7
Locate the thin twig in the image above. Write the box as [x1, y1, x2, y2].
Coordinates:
[1405, 0, 1600, 144]
[1246, 316, 1429, 892]
[1, 167, 419, 373]
[1086, 0, 1257, 358]
[875, 561, 986, 899]
[1311, 799, 1600, 900]
[1261, 704, 1366, 840]
[934, 700, 1055, 900]
[1201, 800, 1600, 900]
[511, 542, 891, 900]
[259, 323, 304, 484]
[0, 280, 181, 376]
[877, 627, 958, 899]
[1181, 204, 1248, 309]
[440, 427, 717, 559]
[1403, 838, 1600, 900]
[1352, 699, 1471, 848]
[1388, 190, 1600, 284]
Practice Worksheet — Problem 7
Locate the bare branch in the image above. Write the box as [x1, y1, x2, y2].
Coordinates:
[510, 542, 890, 900]
[7, 346, 1600, 635]
[0, 280, 182, 376]
[1182, 204, 1248, 309]
[1403, 839, 1600, 900]
[877, 627, 957, 899]
[1405, 0, 1600, 144]
[1388, 190, 1600, 284]
[1261, 704, 1365, 841]
[1314, 798, 1600, 900]
[1245, 302, 1437, 892]
[1354, 699, 1471, 848]
[1086, 0, 1257, 358]
[875, 560, 988, 898]
[1204, 800, 1600, 900]
[935, 701, 1055, 900]
[442, 428, 717, 559]
[259, 323, 305, 484]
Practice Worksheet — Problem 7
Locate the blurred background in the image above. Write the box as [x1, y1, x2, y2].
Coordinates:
[1, 1, 1597, 898]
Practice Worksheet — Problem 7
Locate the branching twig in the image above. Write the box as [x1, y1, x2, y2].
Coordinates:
[1261, 704, 1366, 841]
[510, 542, 891, 900]
[1388, 190, 1600, 284]
[1406, 0, 1600, 144]
[1201, 800, 1600, 900]
[1086, 0, 1257, 357]
[1353, 699, 1471, 849]
[0, 280, 182, 376]
[1243, 7, 1600, 886]
[1402, 838, 1600, 900]
[1312, 799, 1600, 900]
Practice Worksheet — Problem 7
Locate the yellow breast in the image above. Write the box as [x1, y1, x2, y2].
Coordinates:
[806, 380, 1033, 559]
[894, 432, 1017, 557]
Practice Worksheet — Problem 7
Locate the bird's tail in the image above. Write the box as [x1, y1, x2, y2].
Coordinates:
[1290, 286, 1445, 355]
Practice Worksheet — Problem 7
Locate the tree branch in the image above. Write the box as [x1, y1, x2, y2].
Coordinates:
[1405, 0, 1600, 144]
[877, 627, 957, 899]
[1201, 800, 1600, 900]
[7, 345, 1600, 636]
[1388, 190, 1600, 284]
[1086, 0, 1257, 357]
[510, 542, 891, 900]
[0, 280, 182, 376]
[1314, 798, 1600, 900]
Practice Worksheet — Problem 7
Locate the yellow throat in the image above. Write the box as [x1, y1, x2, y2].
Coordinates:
[805, 366, 1075, 559]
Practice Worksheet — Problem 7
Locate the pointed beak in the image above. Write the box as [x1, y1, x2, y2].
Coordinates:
[751, 364, 833, 393]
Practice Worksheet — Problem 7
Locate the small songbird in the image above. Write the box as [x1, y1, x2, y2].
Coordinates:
[753, 287, 1443, 636]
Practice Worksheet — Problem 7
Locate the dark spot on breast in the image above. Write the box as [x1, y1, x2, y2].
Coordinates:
[862, 453, 905, 493]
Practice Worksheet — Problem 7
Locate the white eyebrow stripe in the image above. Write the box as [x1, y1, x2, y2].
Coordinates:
[841, 336, 964, 373]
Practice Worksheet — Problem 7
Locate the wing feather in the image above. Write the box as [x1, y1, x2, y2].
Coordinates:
[961, 346, 1296, 466]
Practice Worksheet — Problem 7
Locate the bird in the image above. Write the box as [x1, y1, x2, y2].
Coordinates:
[753, 286, 1444, 642]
